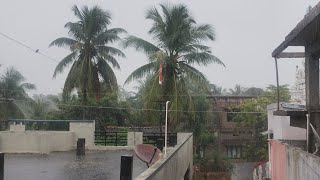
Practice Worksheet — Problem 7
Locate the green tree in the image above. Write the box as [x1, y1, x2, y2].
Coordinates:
[234, 84, 290, 161]
[0, 67, 35, 100]
[263, 85, 290, 102]
[243, 87, 264, 96]
[0, 67, 35, 128]
[123, 4, 224, 127]
[49, 5, 126, 103]
[210, 84, 226, 95]
[228, 84, 245, 95]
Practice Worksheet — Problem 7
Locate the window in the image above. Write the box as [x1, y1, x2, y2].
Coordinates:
[225, 108, 240, 122]
[226, 145, 242, 159]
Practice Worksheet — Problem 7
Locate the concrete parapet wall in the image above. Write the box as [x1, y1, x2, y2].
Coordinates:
[70, 121, 95, 148]
[0, 121, 95, 154]
[127, 132, 143, 146]
[89, 145, 134, 151]
[0, 131, 74, 153]
[270, 140, 320, 180]
[9, 124, 25, 132]
[136, 133, 193, 180]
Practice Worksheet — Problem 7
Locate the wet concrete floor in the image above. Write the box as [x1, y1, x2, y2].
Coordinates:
[4, 150, 147, 180]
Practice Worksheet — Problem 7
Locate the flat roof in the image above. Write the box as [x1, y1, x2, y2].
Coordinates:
[272, 3, 320, 57]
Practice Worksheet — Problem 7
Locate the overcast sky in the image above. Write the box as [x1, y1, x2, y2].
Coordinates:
[0, 0, 318, 95]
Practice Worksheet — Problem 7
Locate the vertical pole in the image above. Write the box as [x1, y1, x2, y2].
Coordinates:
[0, 153, 3, 180]
[159, 102, 163, 135]
[104, 132, 107, 146]
[305, 46, 320, 153]
[307, 114, 310, 151]
[120, 155, 133, 180]
[165, 101, 170, 157]
[116, 132, 118, 146]
[274, 58, 280, 110]
[76, 138, 85, 156]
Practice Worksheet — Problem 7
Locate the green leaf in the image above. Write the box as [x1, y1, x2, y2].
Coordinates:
[125, 62, 156, 84]
[53, 52, 77, 78]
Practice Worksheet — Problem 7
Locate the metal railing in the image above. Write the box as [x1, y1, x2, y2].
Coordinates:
[143, 132, 177, 147]
[94, 131, 127, 146]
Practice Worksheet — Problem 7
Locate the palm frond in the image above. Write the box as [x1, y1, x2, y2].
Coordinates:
[179, 63, 210, 91]
[107, 28, 127, 34]
[146, 7, 166, 36]
[97, 57, 118, 90]
[63, 61, 81, 94]
[20, 83, 36, 90]
[179, 44, 211, 53]
[125, 62, 156, 84]
[53, 52, 77, 78]
[93, 32, 121, 45]
[81, 5, 111, 38]
[123, 36, 161, 56]
[181, 52, 225, 67]
[191, 24, 216, 41]
[72, 5, 84, 22]
[49, 37, 78, 48]
[98, 46, 125, 58]
[64, 22, 85, 40]
[97, 54, 120, 69]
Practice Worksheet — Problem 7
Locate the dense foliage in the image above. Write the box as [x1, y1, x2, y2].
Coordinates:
[50, 5, 126, 102]
[123, 4, 224, 128]
[234, 85, 291, 161]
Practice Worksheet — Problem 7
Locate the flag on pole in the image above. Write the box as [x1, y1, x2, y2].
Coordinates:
[159, 63, 163, 85]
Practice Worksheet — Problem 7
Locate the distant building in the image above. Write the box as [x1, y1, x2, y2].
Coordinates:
[207, 95, 256, 161]
[290, 63, 306, 105]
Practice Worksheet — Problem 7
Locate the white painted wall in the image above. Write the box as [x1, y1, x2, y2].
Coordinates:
[0, 121, 95, 154]
[267, 103, 306, 140]
[70, 121, 95, 148]
[0, 131, 74, 153]
[127, 132, 143, 146]
[9, 124, 25, 132]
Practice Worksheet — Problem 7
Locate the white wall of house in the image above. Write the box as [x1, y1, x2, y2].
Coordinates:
[0, 121, 96, 154]
[0, 131, 75, 153]
[267, 103, 306, 140]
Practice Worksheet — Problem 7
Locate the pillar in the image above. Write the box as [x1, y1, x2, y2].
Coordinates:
[120, 155, 133, 180]
[305, 45, 320, 153]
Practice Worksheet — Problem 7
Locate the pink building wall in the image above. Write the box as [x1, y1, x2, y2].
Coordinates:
[270, 140, 287, 180]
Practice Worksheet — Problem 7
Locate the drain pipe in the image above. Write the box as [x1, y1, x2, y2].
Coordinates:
[307, 114, 310, 151]
[164, 101, 170, 157]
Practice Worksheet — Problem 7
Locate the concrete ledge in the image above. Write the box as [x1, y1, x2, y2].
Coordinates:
[89, 145, 134, 151]
[0, 131, 74, 154]
[135, 133, 193, 180]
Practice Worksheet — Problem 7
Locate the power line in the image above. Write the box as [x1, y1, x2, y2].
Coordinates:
[0, 32, 59, 63]
[0, 88, 266, 98]
[8, 98, 265, 114]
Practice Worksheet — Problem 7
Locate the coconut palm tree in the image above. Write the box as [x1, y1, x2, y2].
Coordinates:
[49, 5, 126, 102]
[123, 4, 224, 127]
[0, 67, 35, 128]
[0, 67, 35, 100]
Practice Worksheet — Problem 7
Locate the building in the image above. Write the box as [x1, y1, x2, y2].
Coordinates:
[290, 64, 306, 105]
[208, 95, 256, 161]
[257, 2, 320, 179]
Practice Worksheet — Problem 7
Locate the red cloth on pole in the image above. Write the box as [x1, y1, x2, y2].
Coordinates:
[159, 63, 163, 85]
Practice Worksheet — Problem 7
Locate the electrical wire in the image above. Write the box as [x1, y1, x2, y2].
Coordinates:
[0, 32, 59, 63]
[5, 98, 265, 114]
[0, 88, 265, 98]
